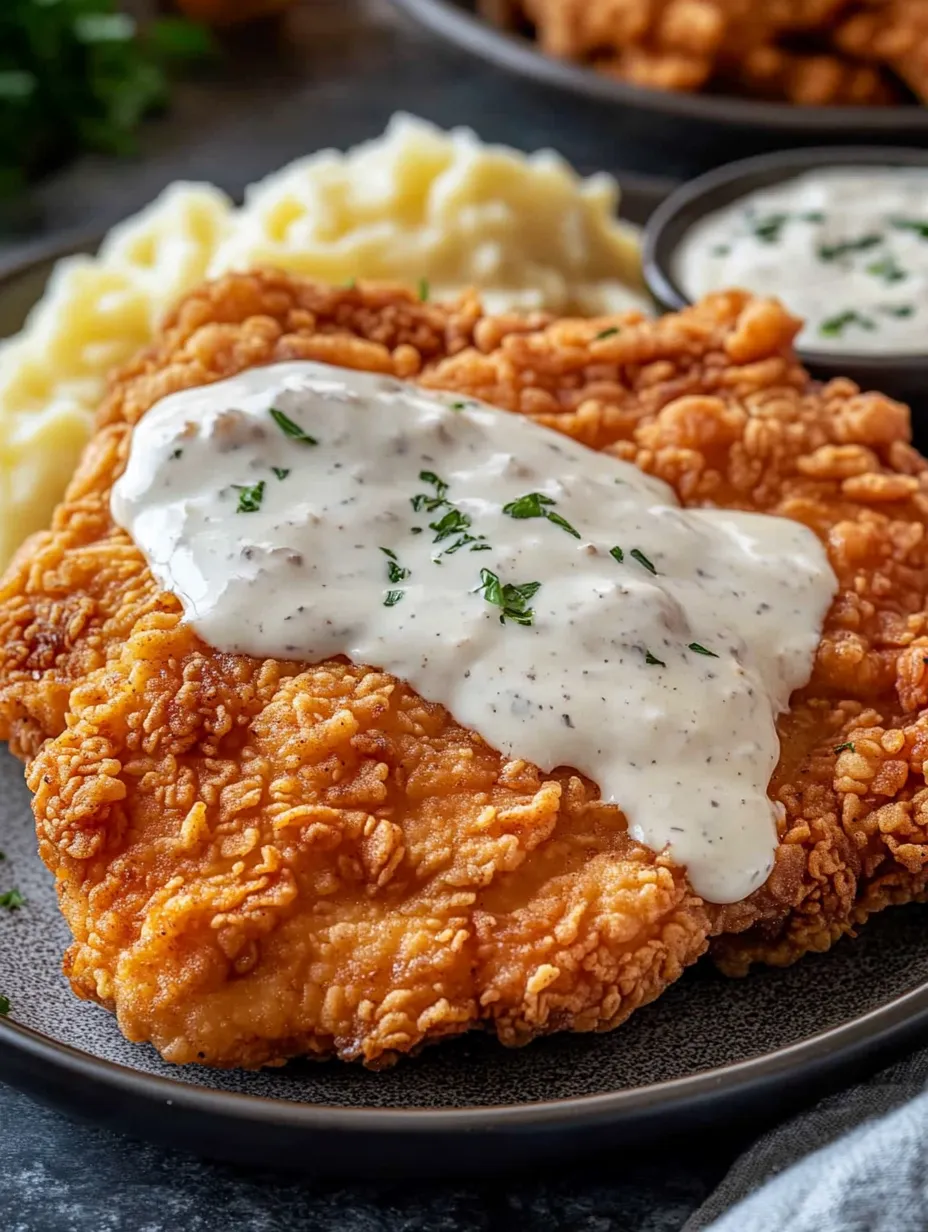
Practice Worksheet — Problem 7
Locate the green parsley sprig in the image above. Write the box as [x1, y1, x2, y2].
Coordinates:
[502, 492, 580, 540]
[233, 481, 265, 514]
[476, 569, 541, 627]
[270, 407, 318, 447]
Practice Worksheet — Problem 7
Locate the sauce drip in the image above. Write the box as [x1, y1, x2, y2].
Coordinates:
[111, 361, 837, 903]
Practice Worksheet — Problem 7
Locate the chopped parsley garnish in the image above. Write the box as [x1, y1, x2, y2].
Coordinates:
[476, 569, 541, 627]
[0, 995, 8, 1017]
[430, 508, 472, 543]
[170, 448, 183, 460]
[751, 214, 787, 244]
[688, 642, 718, 657]
[630, 547, 657, 575]
[644, 649, 665, 667]
[833, 741, 855, 755]
[418, 277, 430, 302]
[609, 546, 624, 563]
[380, 546, 410, 585]
[818, 233, 883, 262]
[711, 244, 730, 257]
[819, 310, 876, 338]
[0, 888, 24, 911]
[271, 467, 290, 481]
[502, 492, 580, 539]
[881, 303, 914, 318]
[233, 481, 265, 513]
[383, 590, 404, 607]
[269, 407, 318, 446]
[595, 327, 620, 340]
[413, 471, 488, 554]
[411, 471, 449, 513]
[450, 401, 469, 411]
[343, 277, 356, 289]
[891, 218, 928, 240]
[865, 255, 907, 284]
[745, 210, 823, 246]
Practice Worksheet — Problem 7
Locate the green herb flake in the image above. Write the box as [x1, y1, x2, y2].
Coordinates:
[891, 218, 928, 240]
[0, 888, 24, 911]
[476, 569, 541, 627]
[644, 650, 665, 667]
[865, 256, 907, 285]
[0, 996, 9, 1017]
[271, 467, 290, 481]
[418, 278, 430, 302]
[609, 546, 624, 564]
[384, 590, 404, 607]
[630, 547, 657, 575]
[711, 244, 730, 257]
[752, 214, 788, 244]
[688, 642, 718, 657]
[595, 327, 620, 340]
[269, 407, 318, 446]
[801, 211, 825, 223]
[430, 508, 472, 542]
[170, 448, 183, 461]
[833, 741, 855, 755]
[502, 492, 580, 539]
[881, 304, 915, 318]
[819, 310, 876, 338]
[234, 481, 266, 514]
[818, 233, 883, 262]
[411, 470, 449, 513]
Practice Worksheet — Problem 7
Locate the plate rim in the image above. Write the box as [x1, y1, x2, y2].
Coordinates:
[3, 217, 928, 1157]
[5, 978, 928, 1131]
[389, 0, 928, 132]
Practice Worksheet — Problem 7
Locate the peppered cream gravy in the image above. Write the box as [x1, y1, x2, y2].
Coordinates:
[111, 361, 836, 904]
[677, 169, 928, 354]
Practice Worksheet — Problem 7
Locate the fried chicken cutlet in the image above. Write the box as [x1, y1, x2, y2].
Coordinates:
[2, 272, 928, 1068]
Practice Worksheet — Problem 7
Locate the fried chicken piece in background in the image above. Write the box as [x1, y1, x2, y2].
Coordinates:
[483, 0, 917, 104]
[4, 276, 928, 1068]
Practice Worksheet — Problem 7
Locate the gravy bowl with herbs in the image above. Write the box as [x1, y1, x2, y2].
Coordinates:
[643, 148, 928, 413]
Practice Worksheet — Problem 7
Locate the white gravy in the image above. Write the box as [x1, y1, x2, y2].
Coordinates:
[676, 168, 928, 355]
[111, 361, 836, 904]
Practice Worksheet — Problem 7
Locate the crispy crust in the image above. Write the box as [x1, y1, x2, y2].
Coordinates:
[483, 0, 925, 105]
[3, 272, 928, 1066]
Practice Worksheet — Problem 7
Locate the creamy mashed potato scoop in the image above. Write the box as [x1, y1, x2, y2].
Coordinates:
[0, 115, 646, 570]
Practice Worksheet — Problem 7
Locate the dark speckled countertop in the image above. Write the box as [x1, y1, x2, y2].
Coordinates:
[0, 2, 785, 1225]
[0, 1085, 735, 1231]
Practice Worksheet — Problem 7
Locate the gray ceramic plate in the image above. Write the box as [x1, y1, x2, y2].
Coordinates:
[3, 175, 928, 1177]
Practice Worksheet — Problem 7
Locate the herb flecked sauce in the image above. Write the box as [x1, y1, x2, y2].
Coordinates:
[112, 361, 837, 904]
[677, 169, 928, 354]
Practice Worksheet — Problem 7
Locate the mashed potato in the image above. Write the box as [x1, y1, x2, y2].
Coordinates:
[0, 114, 646, 568]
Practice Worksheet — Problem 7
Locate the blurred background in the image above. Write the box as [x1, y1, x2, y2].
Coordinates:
[0, 0, 780, 253]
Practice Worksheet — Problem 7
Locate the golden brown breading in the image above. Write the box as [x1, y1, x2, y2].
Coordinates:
[484, 0, 914, 104]
[4, 273, 928, 1068]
